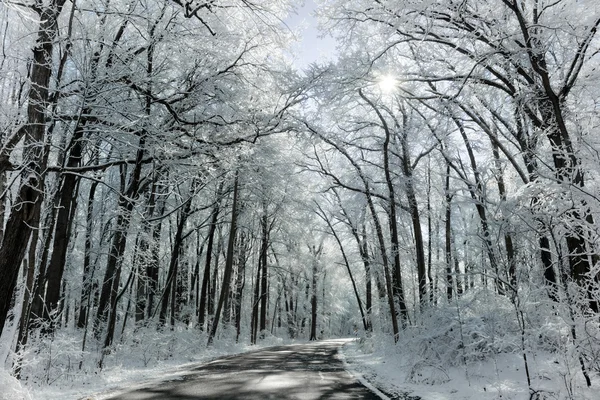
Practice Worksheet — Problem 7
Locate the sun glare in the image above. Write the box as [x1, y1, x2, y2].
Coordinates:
[378, 75, 398, 93]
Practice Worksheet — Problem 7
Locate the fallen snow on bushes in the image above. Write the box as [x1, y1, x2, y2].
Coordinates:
[341, 332, 598, 400]
[338, 290, 600, 400]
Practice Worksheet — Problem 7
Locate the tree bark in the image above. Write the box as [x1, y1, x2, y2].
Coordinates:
[77, 180, 99, 328]
[159, 194, 193, 326]
[135, 181, 159, 323]
[251, 255, 261, 344]
[360, 90, 412, 312]
[309, 245, 319, 341]
[208, 172, 239, 346]
[41, 127, 84, 329]
[234, 232, 247, 342]
[258, 203, 269, 334]
[445, 163, 453, 301]
[0, 0, 67, 335]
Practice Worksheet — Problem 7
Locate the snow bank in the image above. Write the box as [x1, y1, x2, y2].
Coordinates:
[0, 368, 32, 400]
[341, 290, 600, 400]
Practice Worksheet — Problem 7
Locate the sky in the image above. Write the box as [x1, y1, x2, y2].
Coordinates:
[284, 0, 338, 69]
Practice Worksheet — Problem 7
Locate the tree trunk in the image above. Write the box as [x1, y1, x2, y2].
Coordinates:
[251, 256, 261, 344]
[309, 243, 322, 341]
[234, 233, 246, 342]
[199, 182, 224, 330]
[259, 205, 269, 335]
[14, 219, 41, 377]
[453, 116, 504, 295]
[41, 132, 84, 330]
[0, 0, 67, 335]
[159, 195, 193, 326]
[445, 163, 453, 301]
[95, 137, 146, 341]
[146, 198, 164, 319]
[427, 161, 435, 304]
[317, 203, 368, 331]
[491, 138, 517, 289]
[400, 137, 428, 307]
[208, 173, 239, 346]
[135, 181, 159, 323]
[77, 180, 99, 328]
[359, 89, 413, 315]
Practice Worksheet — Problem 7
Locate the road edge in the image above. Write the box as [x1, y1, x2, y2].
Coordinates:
[336, 339, 391, 400]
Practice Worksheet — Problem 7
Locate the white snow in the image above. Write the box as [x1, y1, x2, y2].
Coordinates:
[0, 329, 296, 400]
[0, 368, 32, 400]
[3, 319, 599, 400]
[341, 336, 598, 400]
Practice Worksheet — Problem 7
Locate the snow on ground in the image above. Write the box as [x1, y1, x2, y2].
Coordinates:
[341, 336, 597, 400]
[2, 325, 598, 400]
[0, 368, 32, 400]
[1, 331, 296, 400]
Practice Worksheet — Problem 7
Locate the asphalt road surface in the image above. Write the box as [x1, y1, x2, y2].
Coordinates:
[105, 339, 383, 399]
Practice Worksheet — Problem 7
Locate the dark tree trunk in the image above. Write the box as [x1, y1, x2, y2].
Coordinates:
[491, 138, 517, 289]
[199, 182, 223, 330]
[95, 137, 146, 342]
[234, 233, 247, 342]
[0, 0, 67, 335]
[251, 256, 261, 344]
[427, 161, 435, 304]
[445, 163, 453, 301]
[208, 230, 222, 321]
[14, 217, 41, 377]
[77, 180, 99, 329]
[135, 182, 159, 323]
[401, 146, 428, 307]
[359, 219, 373, 330]
[259, 206, 269, 334]
[28, 186, 62, 326]
[359, 89, 413, 315]
[309, 244, 322, 341]
[285, 277, 297, 338]
[159, 195, 193, 326]
[190, 234, 206, 324]
[41, 133, 83, 330]
[208, 173, 239, 346]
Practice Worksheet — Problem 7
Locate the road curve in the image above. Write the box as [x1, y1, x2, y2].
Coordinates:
[105, 339, 382, 399]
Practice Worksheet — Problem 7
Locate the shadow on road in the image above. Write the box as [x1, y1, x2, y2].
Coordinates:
[107, 341, 381, 399]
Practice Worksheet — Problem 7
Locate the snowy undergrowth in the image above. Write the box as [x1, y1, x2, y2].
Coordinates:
[3, 324, 288, 400]
[342, 290, 600, 400]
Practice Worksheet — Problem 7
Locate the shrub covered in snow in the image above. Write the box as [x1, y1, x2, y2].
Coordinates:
[351, 287, 600, 398]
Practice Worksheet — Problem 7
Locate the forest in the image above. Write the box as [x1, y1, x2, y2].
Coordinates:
[0, 0, 599, 398]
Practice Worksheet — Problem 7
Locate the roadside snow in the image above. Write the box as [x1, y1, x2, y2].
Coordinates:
[25, 345, 255, 400]
[341, 336, 597, 400]
[3, 332, 295, 400]
[335, 339, 391, 400]
[0, 369, 32, 400]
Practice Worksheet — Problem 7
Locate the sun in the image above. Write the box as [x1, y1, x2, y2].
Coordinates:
[378, 75, 398, 93]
